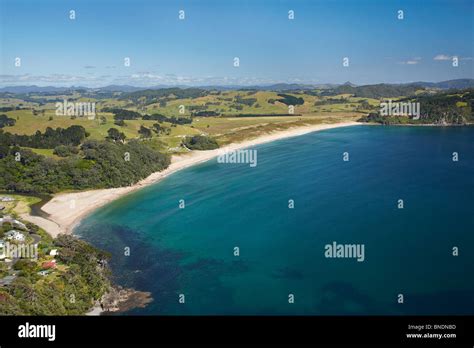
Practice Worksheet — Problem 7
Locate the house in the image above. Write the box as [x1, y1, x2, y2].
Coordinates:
[49, 249, 58, 256]
[12, 219, 27, 230]
[0, 196, 14, 202]
[41, 260, 57, 269]
[5, 230, 25, 242]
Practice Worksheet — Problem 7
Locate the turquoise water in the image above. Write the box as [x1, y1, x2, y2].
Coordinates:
[75, 126, 474, 315]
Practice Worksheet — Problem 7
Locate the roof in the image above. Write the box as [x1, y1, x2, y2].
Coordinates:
[41, 260, 57, 269]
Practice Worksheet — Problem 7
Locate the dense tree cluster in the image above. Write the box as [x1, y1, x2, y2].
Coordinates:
[0, 107, 16, 112]
[143, 114, 192, 125]
[53, 144, 79, 157]
[276, 94, 305, 106]
[0, 139, 170, 193]
[358, 89, 474, 125]
[0, 125, 88, 148]
[314, 97, 348, 106]
[192, 111, 220, 117]
[0, 114, 16, 128]
[103, 108, 142, 120]
[138, 125, 152, 138]
[106, 128, 126, 143]
[234, 96, 257, 106]
[182, 135, 219, 150]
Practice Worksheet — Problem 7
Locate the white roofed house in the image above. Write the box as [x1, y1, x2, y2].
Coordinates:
[0, 196, 14, 202]
[5, 230, 25, 242]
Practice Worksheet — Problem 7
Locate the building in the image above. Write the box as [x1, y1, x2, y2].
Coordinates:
[49, 249, 58, 256]
[41, 260, 57, 269]
[5, 230, 25, 242]
[0, 196, 14, 202]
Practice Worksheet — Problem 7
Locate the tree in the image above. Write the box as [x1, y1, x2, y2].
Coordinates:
[53, 145, 78, 157]
[152, 123, 164, 134]
[0, 114, 16, 128]
[114, 119, 126, 127]
[182, 135, 219, 150]
[138, 125, 152, 138]
[106, 128, 126, 143]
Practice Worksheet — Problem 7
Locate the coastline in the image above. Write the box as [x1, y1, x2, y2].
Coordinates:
[21, 121, 361, 238]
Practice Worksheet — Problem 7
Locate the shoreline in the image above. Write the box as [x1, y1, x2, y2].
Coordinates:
[21, 121, 361, 238]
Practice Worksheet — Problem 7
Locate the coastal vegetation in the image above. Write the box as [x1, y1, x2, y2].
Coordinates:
[0, 194, 148, 315]
[182, 135, 219, 150]
[0, 81, 472, 316]
[0, 81, 472, 196]
[0, 138, 170, 194]
[0, 232, 111, 315]
[358, 88, 473, 124]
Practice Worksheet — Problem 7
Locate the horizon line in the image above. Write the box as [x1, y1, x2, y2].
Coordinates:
[1, 77, 473, 90]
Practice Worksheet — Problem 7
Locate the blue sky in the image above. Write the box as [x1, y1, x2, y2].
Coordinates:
[0, 0, 473, 87]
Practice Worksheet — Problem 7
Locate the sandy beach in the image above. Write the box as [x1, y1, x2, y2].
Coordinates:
[21, 121, 361, 237]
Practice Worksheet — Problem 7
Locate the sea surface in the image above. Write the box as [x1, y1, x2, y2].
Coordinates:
[74, 125, 474, 315]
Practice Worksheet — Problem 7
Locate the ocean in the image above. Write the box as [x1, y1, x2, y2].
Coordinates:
[74, 125, 474, 315]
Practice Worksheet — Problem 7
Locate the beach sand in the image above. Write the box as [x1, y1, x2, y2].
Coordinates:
[21, 121, 361, 237]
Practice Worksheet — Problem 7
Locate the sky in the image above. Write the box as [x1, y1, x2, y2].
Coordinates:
[0, 0, 473, 87]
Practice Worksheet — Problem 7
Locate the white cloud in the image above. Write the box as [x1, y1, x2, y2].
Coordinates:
[0, 73, 103, 86]
[433, 54, 452, 61]
[398, 57, 421, 65]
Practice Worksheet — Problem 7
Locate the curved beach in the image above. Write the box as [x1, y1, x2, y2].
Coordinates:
[22, 121, 360, 237]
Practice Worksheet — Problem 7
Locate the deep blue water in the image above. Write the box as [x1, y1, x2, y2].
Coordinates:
[75, 126, 474, 315]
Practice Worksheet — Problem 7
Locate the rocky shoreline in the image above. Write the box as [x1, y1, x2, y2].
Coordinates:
[87, 286, 153, 315]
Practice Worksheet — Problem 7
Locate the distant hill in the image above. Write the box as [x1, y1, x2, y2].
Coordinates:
[97, 85, 150, 93]
[119, 87, 209, 103]
[406, 79, 474, 90]
[323, 83, 423, 98]
[252, 83, 319, 91]
[0, 79, 472, 94]
[0, 85, 84, 93]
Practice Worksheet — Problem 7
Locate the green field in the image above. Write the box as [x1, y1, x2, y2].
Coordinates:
[0, 89, 371, 155]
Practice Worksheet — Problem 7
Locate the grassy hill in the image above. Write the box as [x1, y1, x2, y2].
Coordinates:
[0, 88, 366, 155]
